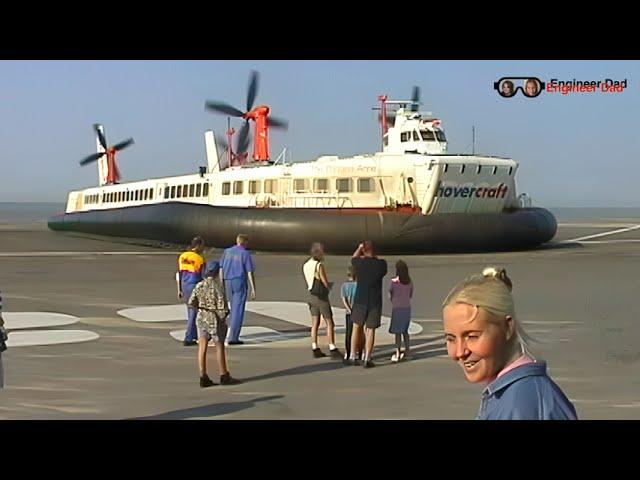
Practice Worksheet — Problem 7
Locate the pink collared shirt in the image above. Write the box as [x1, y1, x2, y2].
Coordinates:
[484, 354, 535, 385]
[497, 354, 535, 379]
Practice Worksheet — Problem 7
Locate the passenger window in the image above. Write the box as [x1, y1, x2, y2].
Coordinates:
[249, 180, 261, 194]
[293, 179, 308, 192]
[336, 178, 352, 193]
[357, 178, 374, 193]
[222, 182, 231, 195]
[233, 181, 244, 194]
[314, 178, 328, 192]
[264, 179, 278, 193]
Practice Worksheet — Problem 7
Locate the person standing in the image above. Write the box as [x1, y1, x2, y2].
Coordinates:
[188, 260, 241, 388]
[341, 266, 363, 362]
[220, 234, 256, 345]
[348, 241, 387, 368]
[302, 242, 340, 359]
[177, 236, 206, 346]
[389, 260, 413, 362]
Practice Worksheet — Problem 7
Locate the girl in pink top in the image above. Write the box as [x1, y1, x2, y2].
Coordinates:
[389, 260, 413, 362]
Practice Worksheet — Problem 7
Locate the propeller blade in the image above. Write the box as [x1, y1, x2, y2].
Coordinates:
[113, 138, 135, 151]
[268, 116, 288, 129]
[205, 101, 245, 117]
[79, 152, 105, 166]
[215, 133, 229, 152]
[246, 70, 259, 112]
[93, 124, 107, 150]
[236, 121, 251, 155]
[410, 86, 421, 112]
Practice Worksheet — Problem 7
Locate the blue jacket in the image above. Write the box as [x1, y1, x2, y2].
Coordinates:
[477, 362, 578, 420]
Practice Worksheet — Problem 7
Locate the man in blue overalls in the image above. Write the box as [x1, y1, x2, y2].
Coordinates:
[220, 234, 256, 345]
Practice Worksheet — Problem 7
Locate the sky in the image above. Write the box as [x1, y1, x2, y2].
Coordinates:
[0, 60, 638, 207]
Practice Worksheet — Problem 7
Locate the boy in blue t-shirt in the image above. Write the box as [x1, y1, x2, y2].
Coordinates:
[341, 266, 364, 362]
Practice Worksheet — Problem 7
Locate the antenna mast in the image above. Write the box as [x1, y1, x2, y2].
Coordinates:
[472, 125, 476, 155]
[378, 95, 388, 150]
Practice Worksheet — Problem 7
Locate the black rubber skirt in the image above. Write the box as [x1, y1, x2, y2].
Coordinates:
[48, 204, 557, 254]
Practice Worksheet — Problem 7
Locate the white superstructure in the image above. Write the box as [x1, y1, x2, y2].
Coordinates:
[65, 105, 519, 216]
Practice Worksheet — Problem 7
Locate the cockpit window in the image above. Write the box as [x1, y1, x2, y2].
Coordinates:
[420, 130, 435, 141]
[420, 130, 447, 142]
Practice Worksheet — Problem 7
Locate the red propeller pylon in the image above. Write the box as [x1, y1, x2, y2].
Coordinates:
[205, 70, 288, 163]
[79, 124, 134, 184]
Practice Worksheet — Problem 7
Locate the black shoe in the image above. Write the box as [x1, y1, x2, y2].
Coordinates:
[199, 375, 217, 388]
[227, 340, 244, 345]
[363, 360, 375, 369]
[220, 372, 242, 385]
[184, 340, 198, 347]
[343, 358, 360, 366]
[313, 348, 327, 358]
[329, 348, 342, 359]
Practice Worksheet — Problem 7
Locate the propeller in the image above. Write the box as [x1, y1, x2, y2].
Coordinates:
[268, 116, 288, 128]
[205, 101, 244, 117]
[95, 124, 107, 150]
[79, 124, 134, 184]
[246, 70, 258, 112]
[236, 121, 251, 155]
[205, 70, 288, 158]
[410, 86, 421, 112]
[112, 138, 135, 151]
[79, 124, 135, 167]
[205, 70, 260, 119]
[79, 151, 105, 166]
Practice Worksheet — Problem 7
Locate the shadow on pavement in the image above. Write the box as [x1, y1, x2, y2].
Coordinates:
[131, 394, 285, 420]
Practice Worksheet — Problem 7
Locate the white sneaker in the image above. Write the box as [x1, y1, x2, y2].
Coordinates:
[391, 352, 400, 363]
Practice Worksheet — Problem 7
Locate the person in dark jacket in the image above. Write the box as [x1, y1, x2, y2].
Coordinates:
[442, 267, 577, 420]
[347, 241, 387, 368]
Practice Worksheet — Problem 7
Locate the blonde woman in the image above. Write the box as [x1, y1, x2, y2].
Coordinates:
[442, 267, 577, 420]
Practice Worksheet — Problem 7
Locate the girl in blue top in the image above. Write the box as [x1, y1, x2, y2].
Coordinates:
[341, 266, 363, 362]
[442, 267, 577, 420]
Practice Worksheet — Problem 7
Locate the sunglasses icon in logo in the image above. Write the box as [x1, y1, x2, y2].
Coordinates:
[494, 77, 546, 98]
